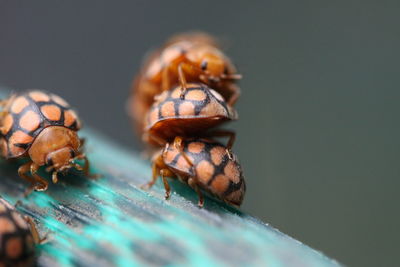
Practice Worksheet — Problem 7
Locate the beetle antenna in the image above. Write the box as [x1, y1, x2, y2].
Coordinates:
[220, 73, 242, 80]
[73, 163, 83, 171]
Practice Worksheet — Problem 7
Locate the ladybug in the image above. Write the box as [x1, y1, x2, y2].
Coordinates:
[143, 83, 237, 149]
[144, 137, 246, 207]
[0, 198, 41, 266]
[129, 32, 241, 135]
[0, 90, 90, 193]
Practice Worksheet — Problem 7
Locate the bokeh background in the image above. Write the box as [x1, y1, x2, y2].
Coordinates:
[1, 1, 399, 266]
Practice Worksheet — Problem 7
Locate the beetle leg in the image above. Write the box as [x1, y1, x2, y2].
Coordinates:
[161, 66, 171, 92]
[82, 157, 90, 177]
[81, 155, 100, 179]
[74, 154, 87, 173]
[228, 90, 240, 106]
[51, 171, 58, 183]
[73, 153, 87, 172]
[79, 137, 86, 150]
[73, 153, 99, 179]
[18, 162, 36, 196]
[188, 177, 204, 207]
[72, 164, 83, 172]
[160, 168, 173, 199]
[226, 84, 241, 106]
[177, 63, 188, 99]
[206, 130, 236, 159]
[30, 163, 49, 191]
[173, 136, 184, 151]
[143, 132, 167, 147]
[18, 162, 48, 196]
[220, 73, 242, 81]
[23, 216, 47, 244]
[25, 216, 40, 243]
[141, 152, 162, 189]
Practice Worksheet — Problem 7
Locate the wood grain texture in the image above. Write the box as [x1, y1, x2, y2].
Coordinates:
[0, 88, 341, 267]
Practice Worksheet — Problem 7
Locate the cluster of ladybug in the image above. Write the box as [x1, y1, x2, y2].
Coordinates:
[0, 32, 246, 265]
[128, 32, 246, 207]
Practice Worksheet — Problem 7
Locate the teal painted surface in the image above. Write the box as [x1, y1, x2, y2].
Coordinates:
[0, 87, 340, 266]
[0, 129, 340, 267]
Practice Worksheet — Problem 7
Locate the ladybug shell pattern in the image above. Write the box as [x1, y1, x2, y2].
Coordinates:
[145, 83, 237, 141]
[0, 198, 35, 266]
[0, 90, 81, 159]
[163, 138, 246, 206]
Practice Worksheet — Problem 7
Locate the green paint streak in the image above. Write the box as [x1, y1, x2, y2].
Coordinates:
[41, 243, 73, 266]
[26, 190, 54, 208]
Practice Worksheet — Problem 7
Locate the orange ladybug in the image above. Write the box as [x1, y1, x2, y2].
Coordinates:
[129, 32, 241, 135]
[0, 90, 90, 193]
[0, 198, 41, 266]
[144, 137, 246, 207]
[144, 83, 237, 149]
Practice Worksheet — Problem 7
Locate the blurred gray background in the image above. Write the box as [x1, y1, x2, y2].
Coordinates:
[1, 1, 399, 266]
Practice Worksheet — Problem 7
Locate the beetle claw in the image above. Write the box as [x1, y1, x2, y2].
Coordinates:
[52, 172, 58, 184]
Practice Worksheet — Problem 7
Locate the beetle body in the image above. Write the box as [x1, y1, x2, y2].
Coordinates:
[0, 198, 39, 266]
[0, 90, 90, 192]
[129, 32, 241, 135]
[144, 83, 237, 146]
[147, 137, 246, 207]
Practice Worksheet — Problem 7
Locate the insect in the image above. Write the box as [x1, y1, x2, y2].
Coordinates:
[129, 32, 241, 135]
[0, 90, 90, 193]
[144, 137, 246, 207]
[0, 198, 41, 266]
[143, 83, 237, 150]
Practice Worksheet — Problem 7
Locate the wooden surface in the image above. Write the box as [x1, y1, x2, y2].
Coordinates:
[0, 88, 341, 267]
